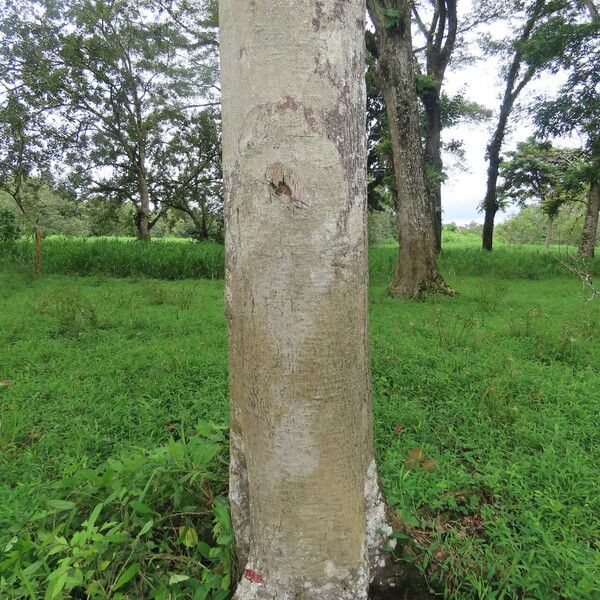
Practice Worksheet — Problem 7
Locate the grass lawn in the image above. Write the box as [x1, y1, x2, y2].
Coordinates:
[0, 242, 599, 599]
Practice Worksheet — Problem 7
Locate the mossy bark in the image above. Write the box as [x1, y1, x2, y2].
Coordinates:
[367, 0, 453, 299]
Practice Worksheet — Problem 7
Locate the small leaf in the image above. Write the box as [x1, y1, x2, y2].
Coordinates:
[221, 573, 231, 590]
[48, 499, 76, 511]
[197, 541, 212, 558]
[84, 503, 103, 531]
[169, 573, 190, 584]
[139, 520, 154, 536]
[130, 500, 155, 515]
[3, 536, 18, 552]
[48, 570, 68, 600]
[178, 526, 198, 548]
[112, 563, 140, 591]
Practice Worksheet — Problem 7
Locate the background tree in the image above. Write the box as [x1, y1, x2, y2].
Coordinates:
[480, 0, 576, 251]
[0, 208, 20, 242]
[0, 0, 72, 272]
[498, 138, 584, 248]
[412, 0, 458, 250]
[0, 98, 52, 275]
[221, 0, 391, 596]
[367, 0, 453, 298]
[40, 0, 219, 241]
[498, 202, 593, 245]
[530, 0, 600, 256]
[152, 109, 223, 241]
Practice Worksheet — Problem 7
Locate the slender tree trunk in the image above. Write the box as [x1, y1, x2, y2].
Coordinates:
[200, 203, 209, 241]
[482, 91, 515, 251]
[33, 224, 42, 276]
[414, 0, 457, 253]
[483, 124, 504, 250]
[423, 91, 443, 252]
[220, 1, 391, 598]
[579, 181, 600, 257]
[136, 160, 151, 242]
[368, 0, 453, 298]
[545, 214, 554, 250]
[482, 0, 545, 251]
[191, 210, 209, 241]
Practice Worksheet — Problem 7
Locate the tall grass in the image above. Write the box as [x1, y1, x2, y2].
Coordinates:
[1, 236, 225, 279]
[2, 234, 599, 281]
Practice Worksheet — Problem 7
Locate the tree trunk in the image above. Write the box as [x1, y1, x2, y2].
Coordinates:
[414, 0, 458, 253]
[579, 180, 600, 257]
[545, 214, 554, 250]
[423, 92, 443, 253]
[220, 1, 391, 598]
[482, 200, 497, 251]
[368, 0, 453, 298]
[200, 202, 210, 241]
[482, 91, 513, 252]
[136, 163, 151, 242]
[33, 224, 42, 276]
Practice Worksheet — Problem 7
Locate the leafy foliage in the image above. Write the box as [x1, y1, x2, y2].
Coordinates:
[529, 5, 600, 174]
[498, 203, 594, 245]
[499, 138, 586, 217]
[0, 424, 231, 599]
[0, 208, 20, 242]
[0, 0, 221, 240]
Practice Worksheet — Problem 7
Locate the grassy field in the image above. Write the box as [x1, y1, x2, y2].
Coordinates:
[1, 237, 599, 599]
[3, 231, 600, 280]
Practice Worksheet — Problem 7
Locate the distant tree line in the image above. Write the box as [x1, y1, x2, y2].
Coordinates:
[0, 0, 222, 248]
[1, 0, 598, 288]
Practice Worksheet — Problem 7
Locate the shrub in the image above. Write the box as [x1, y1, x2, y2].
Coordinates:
[0, 423, 232, 600]
[0, 209, 20, 242]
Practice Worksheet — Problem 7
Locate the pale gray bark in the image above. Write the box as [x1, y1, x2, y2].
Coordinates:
[219, 1, 391, 598]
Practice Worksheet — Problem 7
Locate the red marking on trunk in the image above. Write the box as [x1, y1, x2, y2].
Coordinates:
[244, 569, 264, 584]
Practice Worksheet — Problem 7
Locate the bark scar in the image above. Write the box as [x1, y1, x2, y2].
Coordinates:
[266, 163, 308, 209]
[270, 179, 292, 197]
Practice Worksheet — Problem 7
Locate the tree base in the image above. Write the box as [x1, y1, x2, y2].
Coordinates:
[370, 561, 437, 600]
[233, 570, 370, 600]
[232, 554, 436, 600]
[388, 275, 457, 300]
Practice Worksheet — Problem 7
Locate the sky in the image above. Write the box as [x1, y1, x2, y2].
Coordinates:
[437, 2, 578, 225]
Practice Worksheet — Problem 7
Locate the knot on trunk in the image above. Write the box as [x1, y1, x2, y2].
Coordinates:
[266, 163, 307, 209]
